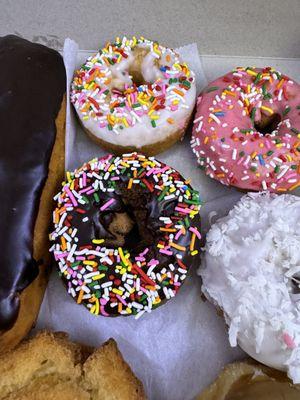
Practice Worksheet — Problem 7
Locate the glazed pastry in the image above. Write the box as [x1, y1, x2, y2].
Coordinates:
[197, 361, 300, 400]
[0, 36, 65, 351]
[50, 153, 201, 318]
[200, 192, 300, 382]
[71, 36, 196, 155]
[191, 67, 300, 192]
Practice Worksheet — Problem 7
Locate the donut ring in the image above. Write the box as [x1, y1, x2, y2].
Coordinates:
[50, 153, 201, 318]
[200, 192, 300, 383]
[191, 67, 300, 192]
[71, 36, 196, 156]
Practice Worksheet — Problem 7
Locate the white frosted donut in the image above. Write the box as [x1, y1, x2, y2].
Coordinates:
[71, 36, 196, 154]
[200, 192, 300, 383]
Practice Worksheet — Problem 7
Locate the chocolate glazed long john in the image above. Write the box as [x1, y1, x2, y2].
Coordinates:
[0, 35, 65, 349]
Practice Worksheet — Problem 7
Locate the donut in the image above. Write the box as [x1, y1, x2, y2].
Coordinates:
[191, 67, 300, 192]
[71, 36, 196, 156]
[197, 361, 300, 400]
[50, 153, 201, 318]
[0, 36, 65, 351]
[200, 192, 300, 382]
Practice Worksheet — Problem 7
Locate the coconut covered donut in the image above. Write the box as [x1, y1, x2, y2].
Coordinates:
[191, 67, 300, 192]
[200, 192, 300, 383]
[71, 37, 196, 155]
[50, 153, 201, 318]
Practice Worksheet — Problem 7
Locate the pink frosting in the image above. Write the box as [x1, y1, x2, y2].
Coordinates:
[191, 67, 300, 191]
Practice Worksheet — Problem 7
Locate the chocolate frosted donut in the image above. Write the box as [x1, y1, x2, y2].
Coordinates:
[50, 153, 202, 318]
[0, 35, 65, 349]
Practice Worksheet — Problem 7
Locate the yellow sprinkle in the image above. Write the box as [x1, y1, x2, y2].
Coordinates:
[83, 260, 97, 266]
[261, 105, 274, 115]
[153, 298, 161, 305]
[83, 116, 89, 120]
[120, 268, 126, 275]
[246, 69, 258, 77]
[251, 152, 257, 159]
[118, 247, 129, 266]
[126, 307, 132, 314]
[112, 288, 123, 295]
[92, 274, 105, 281]
[191, 250, 199, 256]
[92, 239, 104, 244]
[157, 244, 164, 249]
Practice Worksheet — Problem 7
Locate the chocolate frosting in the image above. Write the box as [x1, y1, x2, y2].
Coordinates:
[0, 35, 65, 330]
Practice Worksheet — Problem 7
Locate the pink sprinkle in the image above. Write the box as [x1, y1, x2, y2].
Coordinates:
[159, 248, 173, 256]
[100, 198, 115, 211]
[175, 206, 191, 214]
[79, 186, 93, 194]
[55, 252, 68, 259]
[189, 226, 202, 239]
[148, 259, 159, 267]
[64, 186, 78, 207]
[116, 294, 127, 306]
[175, 229, 183, 241]
[100, 306, 109, 316]
[283, 332, 296, 349]
[100, 298, 108, 305]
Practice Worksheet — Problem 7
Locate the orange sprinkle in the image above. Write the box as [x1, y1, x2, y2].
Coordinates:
[61, 236, 67, 251]
[127, 178, 133, 189]
[276, 78, 285, 89]
[77, 289, 84, 304]
[289, 182, 300, 191]
[173, 88, 184, 97]
[160, 228, 177, 232]
[169, 242, 186, 251]
[190, 233, 196, 252]
[167, 117, 175, 124]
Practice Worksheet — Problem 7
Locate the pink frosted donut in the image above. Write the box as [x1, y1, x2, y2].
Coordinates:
[191, 67, 300, 192]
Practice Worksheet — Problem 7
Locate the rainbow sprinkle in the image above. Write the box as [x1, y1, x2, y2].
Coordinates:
[50, 153, 201, 318]
[71, 36, 195, 133]
[191, 67, 300, 192]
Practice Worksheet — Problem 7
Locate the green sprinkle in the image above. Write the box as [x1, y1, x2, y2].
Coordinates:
[206, 86, 219, 93]
[151, 120, 156, 128]
[283, 106, 291, 116]
[250, 107, 256, 123]
[239, 151, 245, 157]
[254, 73, 262, 84]
[250, 166, 257, 172]
[93, 192, 100, 202]
[266, 150, 274, 156]
[274, 165, 280, 173]
[291, 128, 300, 134]
[291, 165, 297, 170]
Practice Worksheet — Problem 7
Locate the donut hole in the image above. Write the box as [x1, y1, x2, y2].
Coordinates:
[127, 47, 149, 87]
[254, 113, 281, 135]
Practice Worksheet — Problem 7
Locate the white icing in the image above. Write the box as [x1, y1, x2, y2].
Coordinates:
[71, 38, 196, 148]
[200, 192, 300, 383]
[81, 86, 196, 147]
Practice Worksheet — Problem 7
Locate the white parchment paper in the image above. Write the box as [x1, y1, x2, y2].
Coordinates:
[35, 39, 300, 400]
